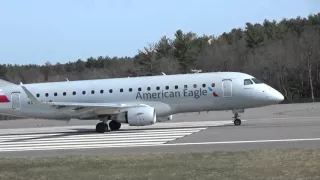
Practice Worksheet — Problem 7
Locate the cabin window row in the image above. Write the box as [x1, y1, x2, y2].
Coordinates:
[36, 83, 216, 98]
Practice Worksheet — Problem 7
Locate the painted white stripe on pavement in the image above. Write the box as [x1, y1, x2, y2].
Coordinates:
[163, 138, 320, 146]
[0, 121, 233, 134]
[3, 137, 319, 152]
[0, 126, 209, 152]
[0, 138, 178, 148]
[0, 142, 166, 152]
[0, 128, 205, 141]
[0, 135, 187, 145]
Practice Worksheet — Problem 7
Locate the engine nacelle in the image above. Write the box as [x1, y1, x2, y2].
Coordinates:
[156, 115, 173, 122]
[115, 106, 156, 126]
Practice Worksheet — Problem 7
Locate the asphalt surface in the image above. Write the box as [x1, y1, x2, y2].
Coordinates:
[0, 102, 320, 157]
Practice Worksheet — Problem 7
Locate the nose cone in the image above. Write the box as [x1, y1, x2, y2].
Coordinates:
[267, 88, 284, 104]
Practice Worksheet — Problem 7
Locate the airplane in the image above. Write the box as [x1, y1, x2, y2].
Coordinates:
[0, 72, 284, 133]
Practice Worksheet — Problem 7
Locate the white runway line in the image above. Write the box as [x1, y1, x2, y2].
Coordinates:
[0, 121, 234, 152]
[162, 138, 320, 146]
[0, 128, 203, 152]
[0, 128, 204, 141]
[0, 120, 235, 135]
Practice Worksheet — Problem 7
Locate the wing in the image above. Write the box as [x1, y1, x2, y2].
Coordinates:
[20, 83, 148, 119]
[51, 102, 148, 119]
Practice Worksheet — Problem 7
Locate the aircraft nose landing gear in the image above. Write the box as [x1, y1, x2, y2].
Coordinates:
[233, 118, 241, 126]
[232, 109, 243, 126]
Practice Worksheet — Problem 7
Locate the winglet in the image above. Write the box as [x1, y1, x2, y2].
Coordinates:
[20, 82, 42, 104]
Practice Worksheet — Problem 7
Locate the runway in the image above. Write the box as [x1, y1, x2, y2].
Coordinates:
[0, 102, 320, 157]
[0, 121, 230, 152]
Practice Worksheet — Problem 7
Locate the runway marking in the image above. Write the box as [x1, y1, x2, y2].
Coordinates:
[2, 137, 320, 152]
[0, 129, 203, 141]
[0, 120, 236, 135]
[0, 127, 207, 152]
[243, 116, 320, 121]
[163, 138, 320, 146]
[0, 121, 237, 152]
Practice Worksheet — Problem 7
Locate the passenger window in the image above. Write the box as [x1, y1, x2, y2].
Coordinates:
[129, 88, 132, 92]
[156, 86, 160, 90]
[45, 93, 49, 97]
[91, 90, 95, 94]
[54, 93, 58, 96]
[166, 86, 169, 90]
[120, 88, 123, 92]
[36, 94, 40, 97]
[82, 91, 86, 95]
[211, 83, 215, 87]
[63, 92, 66, 96]
[184, 85, 188, 89]
[73, 91, 76, 95]
[109, 89, 113, 93]
[147, 87, 151, 91]
[100, 90, 104, 94]
[175, 85, 178, 89]
[138, 87, 141, 91]
[244, 79, 253, 85]
[193, 84, 197, 88]
[202, 84, 206, 88]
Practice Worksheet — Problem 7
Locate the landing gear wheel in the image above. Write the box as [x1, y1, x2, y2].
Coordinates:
[96, 122, 108, 133]
[234, 119, 241, 126]
[232, 111, 242, 126]
[109, 120, 121, 131]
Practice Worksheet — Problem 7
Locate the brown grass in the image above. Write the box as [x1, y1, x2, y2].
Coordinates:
[0, 149, 320, 180]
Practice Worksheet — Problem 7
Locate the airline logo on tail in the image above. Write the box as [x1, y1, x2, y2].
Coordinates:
[0, 89, 10, 103]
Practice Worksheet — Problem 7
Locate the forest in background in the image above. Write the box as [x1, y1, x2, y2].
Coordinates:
[0, 13, 320, 119]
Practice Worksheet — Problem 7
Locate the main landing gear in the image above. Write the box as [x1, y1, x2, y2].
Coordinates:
[109, 120, 121, 131]
[232, 109, 243, 126]
[96, 120, 121, 133]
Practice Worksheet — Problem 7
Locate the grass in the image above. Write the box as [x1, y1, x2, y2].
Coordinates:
[0, 149, 320, 180]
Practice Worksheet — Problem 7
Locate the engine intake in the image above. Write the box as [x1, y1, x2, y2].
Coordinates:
[115, 106, 156, 126]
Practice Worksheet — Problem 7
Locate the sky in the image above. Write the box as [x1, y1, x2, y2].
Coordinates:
[0, 0, 319, 65]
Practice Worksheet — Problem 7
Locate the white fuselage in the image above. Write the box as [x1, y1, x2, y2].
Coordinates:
[0, 72, 284, 120]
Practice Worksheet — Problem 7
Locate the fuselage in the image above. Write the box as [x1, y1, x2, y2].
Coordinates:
[0, 72, 284, 120]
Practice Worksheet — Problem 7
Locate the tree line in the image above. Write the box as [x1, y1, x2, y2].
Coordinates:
[0, 13, 320, 120]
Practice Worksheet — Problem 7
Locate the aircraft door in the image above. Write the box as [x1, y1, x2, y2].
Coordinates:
[243, 79, 253, 97]
[11, 92, 21, 109]
[222, 79, 232, 97]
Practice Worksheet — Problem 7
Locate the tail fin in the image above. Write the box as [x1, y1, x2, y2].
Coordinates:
[0, 79, 16, 87]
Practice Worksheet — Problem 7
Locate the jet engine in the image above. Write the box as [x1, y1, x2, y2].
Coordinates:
[115, 106, 156, 126]
[156, 115, 173, 122]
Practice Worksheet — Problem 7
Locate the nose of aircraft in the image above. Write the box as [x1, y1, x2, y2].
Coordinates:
[267, 88, 284, 104]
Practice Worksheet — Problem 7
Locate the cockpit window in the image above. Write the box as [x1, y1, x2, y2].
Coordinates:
[251, 78, 263, 84]
[244, 79, 253, 85]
